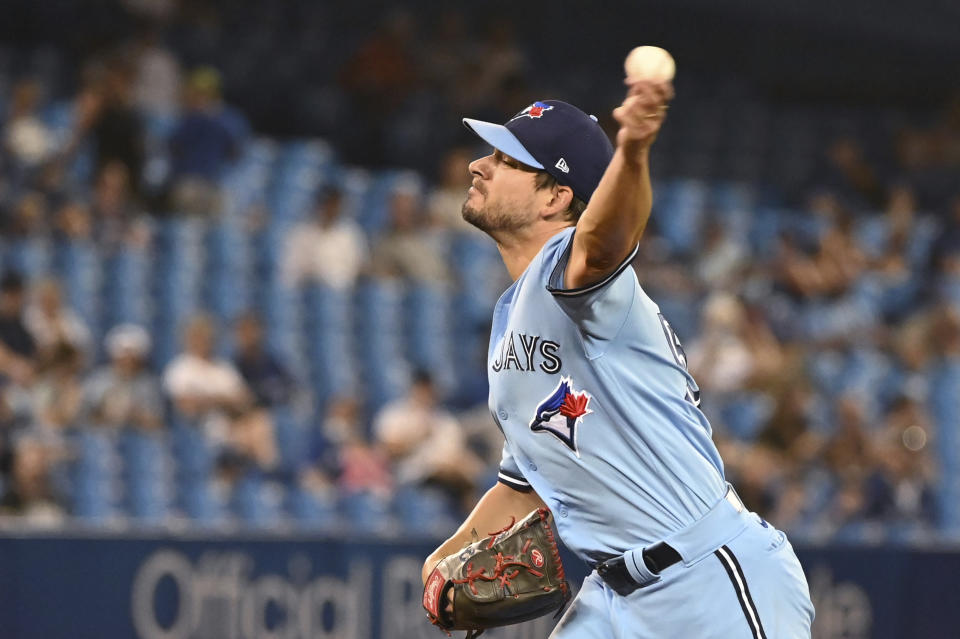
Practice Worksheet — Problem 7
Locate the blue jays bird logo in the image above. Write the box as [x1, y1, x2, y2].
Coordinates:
[511, 101, 554, 121]
[529, 377, 592, 456]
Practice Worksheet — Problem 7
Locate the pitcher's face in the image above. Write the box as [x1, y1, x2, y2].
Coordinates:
[462, 150, 543, 234]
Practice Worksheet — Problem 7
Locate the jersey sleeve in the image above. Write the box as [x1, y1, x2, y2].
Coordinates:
[497, 442, 532, 492]
[544, 229, 639, 356]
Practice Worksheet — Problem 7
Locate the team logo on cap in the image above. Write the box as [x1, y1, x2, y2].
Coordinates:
[530, 376, 592, 456]
[510, 101, 554, 121]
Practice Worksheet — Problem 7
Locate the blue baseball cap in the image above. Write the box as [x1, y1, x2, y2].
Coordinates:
[463, 100, 614, 203]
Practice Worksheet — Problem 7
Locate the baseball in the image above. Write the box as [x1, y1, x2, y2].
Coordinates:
[624, 46, 676, 82]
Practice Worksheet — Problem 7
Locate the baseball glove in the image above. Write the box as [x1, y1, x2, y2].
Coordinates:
[422, 507, 570, 638]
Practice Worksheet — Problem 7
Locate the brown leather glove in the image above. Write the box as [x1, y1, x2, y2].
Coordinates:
[422, 508, 570, 638]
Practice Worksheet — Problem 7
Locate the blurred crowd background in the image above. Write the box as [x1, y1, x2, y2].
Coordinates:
[0, 0, 959, 546]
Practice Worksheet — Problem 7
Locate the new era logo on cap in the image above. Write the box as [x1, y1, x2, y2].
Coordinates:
[555, 158, 570, 173]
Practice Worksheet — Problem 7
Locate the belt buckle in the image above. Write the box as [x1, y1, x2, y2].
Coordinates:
[596, 555, 624, 577]
[595, 556, 638, 596]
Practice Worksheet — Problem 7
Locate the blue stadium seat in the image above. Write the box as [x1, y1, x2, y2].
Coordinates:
[717, 392, 775, 441]
[392, 486, 458, 536]
[118, 430, 169, 479]
[404, 285, 453, 380]
[272, 405, 309, 472]
[68, 428, 119, 522]
[286, 484, 339, 530]
[231, 473, 284, 528]
[340, 490, 393, 534]
[654, 179, 708, 255]
[126, 474, 171, 525]
[102, 248, 150, 328]
[179, 478, 226, 526]
[171, 425, 215, 480]
[3, 238, 53, 281]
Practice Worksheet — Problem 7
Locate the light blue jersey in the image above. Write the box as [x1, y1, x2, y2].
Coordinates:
[488, 227, 814, 638]
[490, 227, 728, 563]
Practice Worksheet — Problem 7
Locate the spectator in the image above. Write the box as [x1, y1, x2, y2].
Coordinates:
[687, 293, 754, 393]
[83, 324, 162, 430]
[24, 277, 92, 362]
[426, 146, 479, 232]
[695, 219, 747, 289]
[233, 312, 295, 408]
[0, 273, 36, 385]
[70, 59, 146, 191]
[821, 395, 875, 478]
[130, 25, 182, 119]
[2, 79, 54, 170]
[30, 342, 84, 431]
[168, 67, 241, 215]
[824, 137, 885, 209]
[215, 406, 278, 480]
[473, 19, 528, 103]
[337, 10, 419, 166]
[4, 191, 48, 238]
[322, 396, 392, 497]
[163, 314, 249, 417]
[90, 160, 152, 252]
[931, 194, 960, 270]
[863, 401, 937, 526]
[52, 199, 93, 241]
[281, 187, 368, 290]
[373, 371, 482, 506]
[0, 434, 64, 525]
[370, 179, 449, 287]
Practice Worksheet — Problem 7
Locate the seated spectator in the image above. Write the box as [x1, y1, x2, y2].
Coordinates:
[163, 314, 250, 417]
[168, 67, 241, 215]
[370, 179, 450, 287]
[821, 395, 875, 478]
[687, 293, 754, 393]
[373, 371, 482, 506]
[824, 137, 885, 209]
[0, 273, 36, 386]
[63, 58, 145, 192]
[863, 414, 937, 526]
[281, 187, 368, 290]
[130, 25, 182, 120]
[90, 161, 152, 252]
[321, 395, 392, 497]
[216, 407, 279, 481]
[0, 433, 65, 525]
[30, 342, 84, 431]
[24, 278, 92, 363]
[2, 78, 55, 170]
[3, 191, 48, 238]
[695, 219, 747, 289]
[52, 199, 93, 241]
[83, 324, 162, 430]
[426, 146, 479, 232]
[233, 312, 295, 408]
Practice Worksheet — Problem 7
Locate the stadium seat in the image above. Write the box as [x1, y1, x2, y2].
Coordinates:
[286, 484, 340, 531]
[272, 405, 309, 472]
[392, 486, 458, 536]
[340, 490, 393, 535]
[230, 473, 284, 528]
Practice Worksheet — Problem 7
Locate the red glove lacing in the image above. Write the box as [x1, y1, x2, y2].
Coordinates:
[450, 517, 545, 595]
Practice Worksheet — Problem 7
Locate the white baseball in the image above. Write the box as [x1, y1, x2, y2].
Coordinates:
[624, 46, 675, 82]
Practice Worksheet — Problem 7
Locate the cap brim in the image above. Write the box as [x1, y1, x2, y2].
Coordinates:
[462, 118, 544, 169]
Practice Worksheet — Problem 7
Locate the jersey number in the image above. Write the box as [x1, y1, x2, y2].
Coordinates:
[657, 313, 701, 407]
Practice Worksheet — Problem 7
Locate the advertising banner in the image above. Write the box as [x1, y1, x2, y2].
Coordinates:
[0, 532, 956, 638]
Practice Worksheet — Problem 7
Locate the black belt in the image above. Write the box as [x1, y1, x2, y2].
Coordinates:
[595, 541, 683, 596]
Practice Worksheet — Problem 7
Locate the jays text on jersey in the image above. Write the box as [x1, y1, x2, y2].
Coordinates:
[490, 226, 728, 564]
